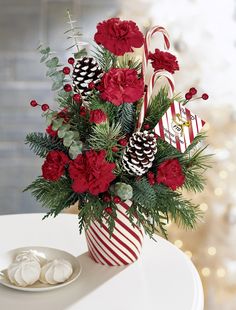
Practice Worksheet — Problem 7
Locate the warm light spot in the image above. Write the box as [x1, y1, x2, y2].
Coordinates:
[214, 188, 223, 196]
[216, 268, 226, 278]
[201, 267, 211, 277]
[208, 247, 216, 256]
[185, 251, 192, 259]
[219, 170, 228, 179]
[226, 141, 233, 149]
[200, 203, 208, 212]
[174, 240, 183, 248]
[228, 163, 236, 172]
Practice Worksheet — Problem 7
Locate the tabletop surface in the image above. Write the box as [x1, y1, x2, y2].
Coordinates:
[0, 213, 204, 310]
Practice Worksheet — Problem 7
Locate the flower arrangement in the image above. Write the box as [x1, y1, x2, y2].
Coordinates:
[25, 15, 211, 239]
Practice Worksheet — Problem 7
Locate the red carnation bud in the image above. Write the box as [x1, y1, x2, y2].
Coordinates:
[89, 109, 107, 124]
[88, 82, 95, 90]
[63, 66, 71, 75]
[68, 57, 75, 65]
[41, 104, 49, 111]
[147, 171, 155, 180]
[202, 93, 209, 100]
[113, 196, 121, 204]
[189, 87, 197, 95]
[148, 179, 155, 186]
[30, 100, 38, 107]
[143, 124, 150, 130]
[73, 94, 81, 103]
[111, 146, 119, 152]
[79, 106, 87, 117]
[64, 84, 72, 92]
[118, 138, 128, 147]
[185, 92, 192, 100]
[105, 207, 113, 214]
[103, 193, 111, 202]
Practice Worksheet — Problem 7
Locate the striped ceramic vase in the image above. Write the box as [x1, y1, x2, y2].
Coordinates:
[85, 200, 144, 266]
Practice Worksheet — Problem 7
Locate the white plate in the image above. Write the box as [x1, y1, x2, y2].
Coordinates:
[0, 246, 82, 292]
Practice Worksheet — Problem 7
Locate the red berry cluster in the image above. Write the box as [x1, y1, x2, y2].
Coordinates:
[30, 100, 50, 112]
[185, 87, 209, 102]
[102, 192, 121, 214]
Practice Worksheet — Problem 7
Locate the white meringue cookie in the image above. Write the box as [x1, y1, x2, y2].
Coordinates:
[39, 259, 73, 285]
[7, 259, 41, 287]
[15, 250, 47, 266]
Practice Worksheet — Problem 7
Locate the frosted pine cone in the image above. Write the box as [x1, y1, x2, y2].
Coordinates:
[72, 57, 103, 100]
[122, 131, 157, 176]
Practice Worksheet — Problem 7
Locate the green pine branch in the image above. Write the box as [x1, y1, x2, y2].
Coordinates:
[24, 177, 78, 218]
[25, 133, 67, 158]
[88, 122, 124, 160]
[93, 45, 117, 72]
[117, 103, 136, 134]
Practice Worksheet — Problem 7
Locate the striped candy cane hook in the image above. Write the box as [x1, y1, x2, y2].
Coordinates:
[137, 25, 175, 131]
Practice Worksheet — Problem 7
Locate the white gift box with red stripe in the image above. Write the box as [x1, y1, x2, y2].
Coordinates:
[154, 101, 206, 153]
[85, 200, 144, 266]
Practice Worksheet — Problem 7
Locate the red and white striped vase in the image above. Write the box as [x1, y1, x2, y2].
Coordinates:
[85, 200, 144, 266]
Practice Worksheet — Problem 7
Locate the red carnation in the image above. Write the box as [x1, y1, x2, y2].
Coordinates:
[149, 49, 179, 74]
[156, 159, 185, 190]
[69, 150, 116, 195]
[94, 18, 144, 56]
[46, 125, 58, 137]
[98, 68, 144, 106]
[89, 109, 107, 124]
[42, 151, 69, 181]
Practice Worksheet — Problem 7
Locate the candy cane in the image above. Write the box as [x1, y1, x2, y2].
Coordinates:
[137, 25, 174, 131]
[137, 70, 175, 130]
[142, 26, 170, 78]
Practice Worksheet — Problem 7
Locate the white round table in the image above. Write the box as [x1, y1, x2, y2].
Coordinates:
[0, 214, 204, 310]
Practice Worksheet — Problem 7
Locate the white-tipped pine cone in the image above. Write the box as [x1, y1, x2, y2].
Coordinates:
[122, 131, 157, 176]
[72, 57, 103, 100]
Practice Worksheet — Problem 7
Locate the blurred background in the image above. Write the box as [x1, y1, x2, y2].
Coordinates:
[0, 0, 236, 309]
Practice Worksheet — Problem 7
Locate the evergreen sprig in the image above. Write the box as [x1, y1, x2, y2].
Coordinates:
[24, 177, 78, 218]
[25, 133, 67, 158]
[117, 103, 136, 134]
[93, 45, 117, 72]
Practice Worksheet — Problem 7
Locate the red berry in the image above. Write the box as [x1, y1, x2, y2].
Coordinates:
[185, 92, 192, 100]
[189, 87, 197, 95]
[202, 93, 209, 100]
[103, 193, 111, 202]
[64, 84, 72, 92]
[88, 82, 95, 90]
[68, 57, 75, 65]
[113, 196, 121, 204]
[112, 146, 119, 152]
[154, 133, 159, 139]
[148, 179, 155, 186]
[41, 104, 49, 111]
[63, 66, 71, 75]
[73, 94, 81, 103]
[118, 138, 128, 147]
[143, 124, 150, 130]
[147, 171, 155, 180]
[30, 100, 38, 107]
[105, 207, 113, 214]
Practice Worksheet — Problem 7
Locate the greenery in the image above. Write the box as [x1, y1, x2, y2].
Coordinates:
[25, 16, 212, 240]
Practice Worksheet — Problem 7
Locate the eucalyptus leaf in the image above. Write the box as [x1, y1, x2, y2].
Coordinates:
[40, 47, 50, 54]
[46, 68, 57, 77]
[51, 80, 63, 91]
[40, 53, 49, 63]
[52, 71, 65, 82]
[57, 129, 66, 138]
[63, 138, 73, 147]
[63, 131, 74, 140]
[46, 57, 59, 68]
[52, 118, 64, 131]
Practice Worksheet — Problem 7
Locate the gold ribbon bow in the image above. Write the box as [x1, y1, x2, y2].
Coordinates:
[173, 113, 191, 136]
